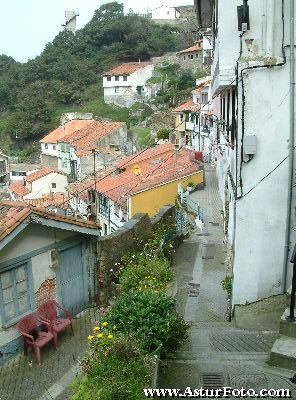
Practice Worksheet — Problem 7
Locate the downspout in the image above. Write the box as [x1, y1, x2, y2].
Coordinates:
[283, 0, 295, 292]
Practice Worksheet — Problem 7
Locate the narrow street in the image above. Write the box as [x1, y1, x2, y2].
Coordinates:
[159, 166, 296, 398]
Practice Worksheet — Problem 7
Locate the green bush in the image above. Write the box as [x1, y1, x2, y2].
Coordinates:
[221, 276, 232, 300]
[120, 257, 173, 294]
[72, 329, 152, 400]
[156, 128, 170, 141]
[108, 291, 189, 353]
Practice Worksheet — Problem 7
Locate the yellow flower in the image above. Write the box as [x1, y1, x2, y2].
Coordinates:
[93, 326, 100, 332]
[87, 335, 94, 341]
[112, 325, 117, 330]
[102, 322, 108, 327]
[97, 333, 104, 339]
[108, 334, 113, 339]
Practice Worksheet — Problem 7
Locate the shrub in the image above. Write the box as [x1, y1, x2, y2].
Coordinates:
[120, 257, 173, 294]
[108, 291, 189, 353]
[156, 128, 170, 141]
[221, 276, 232, 300]
[71, 324, 153, 400]
[187, 181, 195, 188]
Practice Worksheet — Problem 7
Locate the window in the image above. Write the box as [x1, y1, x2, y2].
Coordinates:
[53, 145, 56, 150]
[190, 54, 194, 60]
[183, 56, 186, 60]
[180, 113, 184, 122]
[51, 183, 56, 189]
[201, 93, 208, 104]
[196, 54, 199, 59]
[0, 263, 33, 326]
[115, 87, 119, 93]
[115, 76, 119, 81]
[107, 76, 111, 81]
[136, 86, 143, 95]
[123, 76, 127, 81]
[45, 143, 48, 149]
[188, 55, 191, 59]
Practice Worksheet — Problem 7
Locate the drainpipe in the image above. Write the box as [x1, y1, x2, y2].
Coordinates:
[283, 0, 295, 292]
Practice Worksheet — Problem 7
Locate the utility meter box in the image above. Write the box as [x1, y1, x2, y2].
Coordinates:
[244, 134, 257, 155]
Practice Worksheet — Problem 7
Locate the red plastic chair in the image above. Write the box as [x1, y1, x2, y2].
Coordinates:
[37, 300, 73, 339]
[17, 313, 57, 365]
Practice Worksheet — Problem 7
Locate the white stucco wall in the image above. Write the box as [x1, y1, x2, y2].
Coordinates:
[41, 142, 59, 158]
[211, 0, 295, 306]
[24, 173, 68, 199]
[151, 5, 179, 20]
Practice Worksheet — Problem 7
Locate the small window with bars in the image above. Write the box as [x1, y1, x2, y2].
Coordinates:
[0, 262, 33, 326]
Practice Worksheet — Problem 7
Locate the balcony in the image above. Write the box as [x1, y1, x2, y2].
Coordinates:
[211, 58, 236, 96]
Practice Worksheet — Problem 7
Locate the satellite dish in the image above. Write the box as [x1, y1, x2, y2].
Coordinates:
[132, 165, 141, 176]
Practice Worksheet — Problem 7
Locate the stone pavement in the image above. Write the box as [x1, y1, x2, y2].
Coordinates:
[159, 165, 296, 399]
[0, 307, 101, 400]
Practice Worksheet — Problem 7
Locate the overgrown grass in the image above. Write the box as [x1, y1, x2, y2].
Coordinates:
[131, 127, 152, 149]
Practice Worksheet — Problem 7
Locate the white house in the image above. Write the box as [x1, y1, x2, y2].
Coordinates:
[40, 119, 94, 168]
[9, 167, 68, 201]
[172, 76, 212, 155]
[102, 62, 158, 107]
[197, 0, 295, 312]
[151, 5, 180, 21]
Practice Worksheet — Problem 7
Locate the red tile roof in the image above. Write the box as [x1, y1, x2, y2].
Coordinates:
[9, 181, 30, 197]
[172, 100, 201, 113]
[102, 62, 151, 76]
[26, 167, 64, 183]
[94, 146, 202, 207]
[59, 121, 125, 153]
[0, 201, 100, 242]
[116, 143, 174, 170]
[179, 44, 202, 54]
[26, 193, 69, 210]
[40, 120, 94, 144]
[192, 79, 211, 94]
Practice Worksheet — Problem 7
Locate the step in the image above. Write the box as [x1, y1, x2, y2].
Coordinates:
[279, 309, 296, 338]
[269, 335, 296, 370]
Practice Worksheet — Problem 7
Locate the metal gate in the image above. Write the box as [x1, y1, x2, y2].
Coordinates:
[57, 243, 88, 315]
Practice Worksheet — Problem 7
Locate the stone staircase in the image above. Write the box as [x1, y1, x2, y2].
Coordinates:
[270, 309, 296, 370]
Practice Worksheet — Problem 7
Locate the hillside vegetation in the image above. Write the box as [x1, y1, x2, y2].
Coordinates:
[0, 2, 179, 152]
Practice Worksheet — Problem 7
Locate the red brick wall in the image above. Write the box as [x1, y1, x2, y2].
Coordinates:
[35, 278, 56, 307]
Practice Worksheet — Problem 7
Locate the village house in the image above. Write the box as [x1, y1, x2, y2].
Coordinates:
[0, 151, 9, 185]
[9, 167, 68, 202]
[102, 62, 159, 107]
[67, 181, 90, 219]
[196, 0, 295, 319]
[172, 76, 212, 156]
[0, 201, 100, 363]
[40, 119, 94, 168]
[88, 143, 204, 235]
[151, 5, 180, 22]
[57, 120, 128, 181]
[178, 43, 203, 63]
[9, 163, 40, 182]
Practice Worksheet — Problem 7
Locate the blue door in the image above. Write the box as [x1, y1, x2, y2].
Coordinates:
[58, 243, 88, 315]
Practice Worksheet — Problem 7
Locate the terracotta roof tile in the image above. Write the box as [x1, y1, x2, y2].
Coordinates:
[40, 120, 94, 144]
[26, 193, 69, 210]
[192, 79, 211, 94]
[0, 201, 100, 242]
[179, 44, 202, 54]
[59, 121, 125, 154]
[116, 143, 174, 170]
[94, 146, 202, 207]
[173, 100, 201, 113]
[9, 181, 30, 197]
[102, 62, 151, 76]
[26, 167, 64, 183]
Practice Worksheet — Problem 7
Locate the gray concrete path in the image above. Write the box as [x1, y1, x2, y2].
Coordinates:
[159, 166, 296, 399]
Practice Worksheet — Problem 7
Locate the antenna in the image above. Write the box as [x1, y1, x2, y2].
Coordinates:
[62, 11, 79, 33]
